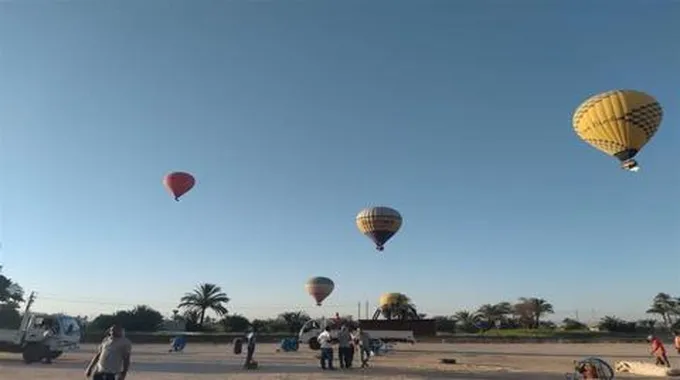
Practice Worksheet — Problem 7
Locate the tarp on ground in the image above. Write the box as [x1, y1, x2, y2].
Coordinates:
[615, 361, 680, 377]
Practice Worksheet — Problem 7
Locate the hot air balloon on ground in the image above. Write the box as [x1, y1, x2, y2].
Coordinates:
[305, 277, 334, 306]
[163, 172, 195, 201]
[573, 89, 663, 172]
[356, 206, 402, 251]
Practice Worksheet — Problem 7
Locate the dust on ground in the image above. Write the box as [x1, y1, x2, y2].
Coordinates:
[1, 342, 677, 379]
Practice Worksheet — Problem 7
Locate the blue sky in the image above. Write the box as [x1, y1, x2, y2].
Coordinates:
[0, 1, 678, 322]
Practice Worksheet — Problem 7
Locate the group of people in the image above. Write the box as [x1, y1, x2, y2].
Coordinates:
[316, 325, 372, 370]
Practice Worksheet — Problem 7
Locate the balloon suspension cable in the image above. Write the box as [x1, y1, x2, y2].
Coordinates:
[621, 159, 640, 172]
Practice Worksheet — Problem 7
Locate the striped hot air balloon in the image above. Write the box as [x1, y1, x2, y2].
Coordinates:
[305, 277, 334, 306]
[356, 206, 402, 252]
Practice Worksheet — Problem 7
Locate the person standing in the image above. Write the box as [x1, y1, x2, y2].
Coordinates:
[336, 325, 352, 368]
[85, 325, 132, 380]
[674, 331, 680, 355]
[317, 326, 335, 370]
[354, 328, 372, 368]
[347, 328, 356, 368]
[40, 319, 57, 364]
[647, 335, 670, 367]
[244, 326, 257, 368]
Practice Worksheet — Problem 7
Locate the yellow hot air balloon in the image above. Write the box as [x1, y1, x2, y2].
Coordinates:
[356, 206, 402, 252]
[573, 89, 663, 172]
[305, 276, 334, 306]
[379, 292, 402, 308]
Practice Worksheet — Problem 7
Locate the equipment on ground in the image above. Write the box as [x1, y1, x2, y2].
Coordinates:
[278, 337, 299, 352]
[615, 360, 680, 377]
[564, 357, 614, 379]
[0, 292, 81, 364]
[233, 338, 243, 354]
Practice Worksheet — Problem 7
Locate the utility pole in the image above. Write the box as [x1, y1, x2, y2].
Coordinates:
[23, 292, 36, 315]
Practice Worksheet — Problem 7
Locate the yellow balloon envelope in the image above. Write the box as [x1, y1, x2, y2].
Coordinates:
[572, 89, 663, 172]
[379, 292, 403, 308]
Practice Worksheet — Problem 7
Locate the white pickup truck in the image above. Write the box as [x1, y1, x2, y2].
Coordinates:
[0, 294, 81, 363]
[298, 318, 416, 350]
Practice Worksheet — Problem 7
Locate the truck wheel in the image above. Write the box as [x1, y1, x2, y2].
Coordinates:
[308, 337, 320, 350]
[22, 343, 44, 364]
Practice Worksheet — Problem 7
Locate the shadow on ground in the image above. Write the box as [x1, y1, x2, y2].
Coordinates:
[0, 357, 575, 379]
[399, 349, 653, 360]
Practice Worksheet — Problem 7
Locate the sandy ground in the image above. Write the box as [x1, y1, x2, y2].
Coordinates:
[1, 343, 679, 379]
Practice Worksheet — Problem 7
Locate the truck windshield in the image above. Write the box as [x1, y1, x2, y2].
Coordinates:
[302, 320, 320, 332]
[59, 316, 81, 336]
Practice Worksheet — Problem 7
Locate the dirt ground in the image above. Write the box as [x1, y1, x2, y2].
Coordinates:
[1, 343, 678, 379]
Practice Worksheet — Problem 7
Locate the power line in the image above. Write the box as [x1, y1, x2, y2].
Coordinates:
[37, 295, 355, 310]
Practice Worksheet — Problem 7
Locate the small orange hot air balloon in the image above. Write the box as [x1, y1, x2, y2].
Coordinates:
[163, 172, 195, 201]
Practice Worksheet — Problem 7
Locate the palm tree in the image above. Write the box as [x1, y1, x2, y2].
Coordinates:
[477, 302, 512, 330]
[517, 297, 554, 328]
[278, 311, 311, 333]
[177, 283, 230, 327]
[453, 310, 480, 332]
[379, 293, 419, 320]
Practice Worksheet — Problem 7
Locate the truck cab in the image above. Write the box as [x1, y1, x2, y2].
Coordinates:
[0, 312, 82, 363]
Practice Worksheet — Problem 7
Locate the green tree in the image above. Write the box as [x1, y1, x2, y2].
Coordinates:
[89, 305, 164, 332]
[177, 283, 230, 327]
[476, 303, 511, 330]
[221, 314, 251, 332]
[598, 316, 636, 333]
[636, 319, 657, 332]
[433, 315, 457, 333]
[277, 311, 311, 334]
[379, 293, 419, 320]
[89, 314, 118, 332]
[515, 298, 554, 329]
[251, 318, 287, 333]
[562, 318, 587, 331]
[646, 293, 679, 329]
[0, 266, 24, 309]
[453, 310, 480, 333]
[116, 305, 164, 332]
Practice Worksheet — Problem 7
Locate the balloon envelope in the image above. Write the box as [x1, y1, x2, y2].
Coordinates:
[573, 89, 662, 169]
[163, 172, 195, 201]
[379, 292, 402, 308]
[356, 206, 402, 251]
[305, 277, 334, 306]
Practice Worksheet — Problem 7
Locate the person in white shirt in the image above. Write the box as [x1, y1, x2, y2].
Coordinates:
[317, 326, 335, 370]
[244, 326, 257, 368]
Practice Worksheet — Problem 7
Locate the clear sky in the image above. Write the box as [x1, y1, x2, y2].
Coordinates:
[0, 1, 678, 323]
